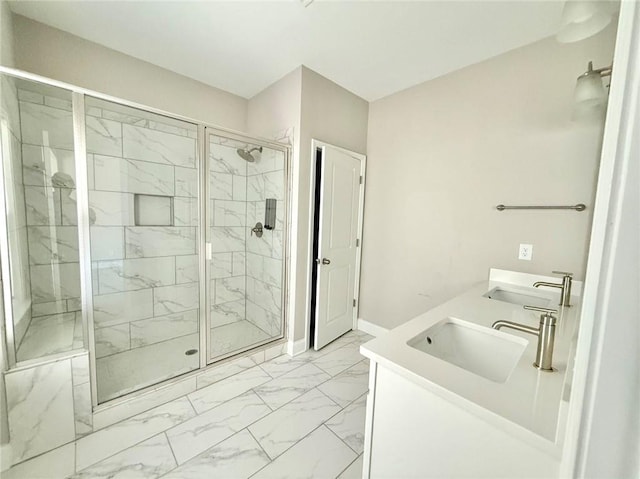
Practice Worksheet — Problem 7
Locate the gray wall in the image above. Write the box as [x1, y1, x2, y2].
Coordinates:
[11, 15, 247, 131]
[360, 24, 618, 330]
[0, 0, 14, 68]
[248, 66, 369, 343]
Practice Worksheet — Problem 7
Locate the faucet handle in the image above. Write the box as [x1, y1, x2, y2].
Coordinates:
[523, 305, 558, 315]
[552, 271, 573, 277]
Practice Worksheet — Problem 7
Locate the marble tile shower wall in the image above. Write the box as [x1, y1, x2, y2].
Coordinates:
[17, 88, 85, 360]
[246, 148, 285, 337]
[209, 137, 248, 333]
[1, 78, 32, 350]
[83, 100, 200, 363]
[208, 137, 285, 343]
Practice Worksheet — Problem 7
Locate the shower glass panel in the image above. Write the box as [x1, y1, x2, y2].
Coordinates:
[208, 132, 286, 362]
[85, 97, 200, 403]
[0, 74, 83, 363]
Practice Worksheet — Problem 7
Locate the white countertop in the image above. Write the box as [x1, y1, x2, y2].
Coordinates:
[360, 269, 582, 455]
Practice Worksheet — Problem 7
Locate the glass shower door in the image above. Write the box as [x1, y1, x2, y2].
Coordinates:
[85, 97, 201, 403]
[207, 131, 286, 362]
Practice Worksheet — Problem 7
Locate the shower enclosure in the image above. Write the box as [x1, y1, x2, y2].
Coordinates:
[0, 70, 288, 406]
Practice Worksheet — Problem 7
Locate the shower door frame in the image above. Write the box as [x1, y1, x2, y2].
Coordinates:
[0, 66, 291, 409]
[202, 126, 290, 366]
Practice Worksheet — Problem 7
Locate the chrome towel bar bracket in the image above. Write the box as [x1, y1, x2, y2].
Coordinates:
[496, 203, 586, 212]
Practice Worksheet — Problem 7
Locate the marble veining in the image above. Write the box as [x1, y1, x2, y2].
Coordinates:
[253, 363, 331, 410]
[27, 225, 79, 265]
[5, 359, 75, 462]
[30, 262, 81, 302]
[123, 124, 196, 168]
[21, 144, 76, 188]
[153, 282, 199, 316]
[210, 252, 233, 279]
[214, 276, 246, 304]
[173, 197, 198, 226]
[163, 429, 269, 479]
[130, 309, 198, 348]
[73, 383, 93, 438]
[210, 321, 270, 359]
[175, 254, 198, 283]
[75, 397, 195, 471]
[324, 393, 367, 454]
[125, 226, 196, 258]
[213, 200, 246, 227]
[94, 155, 174, 196]
[211, 299, 245, 328]
[16, 312, 77, 361]
[211, 226, 245, 254]
[73, 433, 176, 478]
[93, 288, 154, 328]
[3, 331, 373, 478]
[247, 277, 281, 316]
[89, 191, 134, 226]
[210, 143, 247, 176]
[85, 116, 122, 157]
[195, 354, 263, 389]
[165, 391, 271, 464]
[25, 186, 62, 226]
[90, 227, 124, 261]
[97, 256, 176, 293]
[19, 101, 74, 149]
[317, 360, 370, 408]
[210, 171, 233, 200]
[96, 334, 199, 403]
[175, 167, 198, 198]
[251, 425, 356, 479]
[249, 387, 341, 459]
[95, 323, 130, 358]
[246, 299, 282, 337]
[187, 366, 272, 414]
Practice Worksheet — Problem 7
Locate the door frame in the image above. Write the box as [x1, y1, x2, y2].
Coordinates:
[304, 139, 366, 351]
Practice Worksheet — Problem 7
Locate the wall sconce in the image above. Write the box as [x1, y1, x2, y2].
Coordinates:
[574, 61, 613, 120]
[557, 0, 614, 43]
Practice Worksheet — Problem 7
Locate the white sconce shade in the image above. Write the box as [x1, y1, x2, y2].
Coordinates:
[575, 71, 606, 107]
[557, 1, 613, 43]
[573, 61, 612, 121]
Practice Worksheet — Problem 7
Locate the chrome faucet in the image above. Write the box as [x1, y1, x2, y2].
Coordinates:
[533, 271, 573, 307]
[492, 306, 558, 371]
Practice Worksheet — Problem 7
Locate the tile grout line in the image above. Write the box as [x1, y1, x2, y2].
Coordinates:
[162, 431, 180, 473]
[335, 453, 364, 479]
[246, 427, 273, 463]
[324, 421, 363, 457]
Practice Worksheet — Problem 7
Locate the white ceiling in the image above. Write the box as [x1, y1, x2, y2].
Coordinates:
[8, 1, 564, 101]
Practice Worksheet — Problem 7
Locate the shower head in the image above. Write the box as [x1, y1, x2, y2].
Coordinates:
[236, 146, 262, 162]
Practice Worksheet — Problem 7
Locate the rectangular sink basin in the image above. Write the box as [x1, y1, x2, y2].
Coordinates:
[407, 318, 528, 383]
[483, 287, 551, 308]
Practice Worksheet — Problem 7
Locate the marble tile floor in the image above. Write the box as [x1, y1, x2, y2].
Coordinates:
[5, 329, 373, 479]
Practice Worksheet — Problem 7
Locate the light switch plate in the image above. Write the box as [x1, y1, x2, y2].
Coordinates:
[519, 243, 533, 261]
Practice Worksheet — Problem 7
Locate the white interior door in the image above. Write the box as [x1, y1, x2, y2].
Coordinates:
[314, 145, 363, 350]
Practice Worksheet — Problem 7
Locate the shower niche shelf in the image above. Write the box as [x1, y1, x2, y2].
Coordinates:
[134, 194, 174, 226]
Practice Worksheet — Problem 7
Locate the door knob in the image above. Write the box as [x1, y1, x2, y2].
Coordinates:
[322, 258, 331, 265]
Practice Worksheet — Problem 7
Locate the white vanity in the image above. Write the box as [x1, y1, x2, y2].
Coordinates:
[360, 269, 582, 478]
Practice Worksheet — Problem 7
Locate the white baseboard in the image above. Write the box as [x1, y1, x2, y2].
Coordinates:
[0, 442, 12, 472]
[287, 338, 307, 357]
[357, 318, 390, 337]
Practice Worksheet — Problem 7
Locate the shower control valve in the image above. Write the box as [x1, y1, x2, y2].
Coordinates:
[251, 222, 264, 238]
